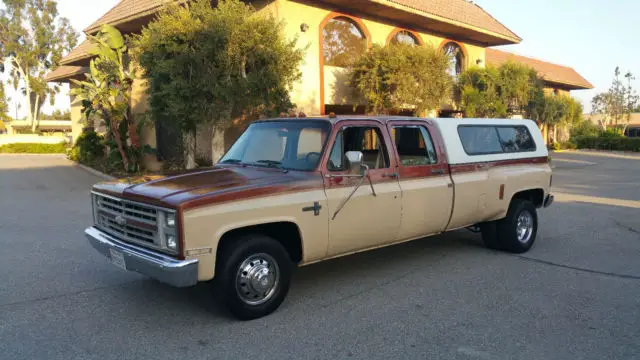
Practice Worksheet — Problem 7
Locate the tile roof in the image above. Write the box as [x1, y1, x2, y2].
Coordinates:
[486, 48, 593, 90]
[383, 0, 520, 42]
[84, 0, 170, 34]
[45, 66, 89, 82]
[59, 40, 96, 65]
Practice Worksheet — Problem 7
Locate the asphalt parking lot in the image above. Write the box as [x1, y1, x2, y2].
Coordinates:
[1, 152, 639, 360]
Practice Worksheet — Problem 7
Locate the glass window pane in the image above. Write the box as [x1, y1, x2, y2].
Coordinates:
[391, 30, 418, 46]
[496, 126, 536, 152]
[323, 17, 368, 67]
[392, 126, 437, 166]
[458, 126, 503, 155]
[329, 127, 389, 170]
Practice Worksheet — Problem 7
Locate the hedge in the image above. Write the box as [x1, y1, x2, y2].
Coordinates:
[574, 136, 640, 152]
[0, 142, 68, 154]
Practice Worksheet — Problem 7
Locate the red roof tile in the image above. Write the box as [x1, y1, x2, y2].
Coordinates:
[486, 48, 593, 90]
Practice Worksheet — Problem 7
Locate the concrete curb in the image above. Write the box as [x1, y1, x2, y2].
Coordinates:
[73, 162, 117, 181]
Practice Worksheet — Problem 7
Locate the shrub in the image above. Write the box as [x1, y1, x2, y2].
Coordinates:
[68, 130, 105, 164]
[560, 140, 577, 150]
[0, 142, 67, 153]
[570, 120, 600, 139]
[574, 136, 640, 152]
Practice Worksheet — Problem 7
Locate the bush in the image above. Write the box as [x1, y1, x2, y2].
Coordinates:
[0, 142, 67, 153]
[560, 140, 577, 150]
[574, 136, 640, 152]
[69, 130, 105, 164]
[570, 120, 600, 139]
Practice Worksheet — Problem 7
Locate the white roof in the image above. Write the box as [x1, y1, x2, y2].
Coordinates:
[431, 118, 548, 165]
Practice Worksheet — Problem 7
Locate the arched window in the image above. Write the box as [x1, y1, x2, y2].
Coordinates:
[442, 42, 465, 77]
[390, 30, 420, 46]
[322, 16, 368, 67]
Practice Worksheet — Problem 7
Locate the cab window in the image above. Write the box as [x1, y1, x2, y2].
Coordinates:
[327, 126, 390, 171]
[392, 126, 438, 166]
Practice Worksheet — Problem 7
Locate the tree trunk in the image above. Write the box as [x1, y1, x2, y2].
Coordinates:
[184, 129, 196, 170]
[107, 114, 130, 172]
[31, 94, 41, 133]
[211, 124, 226, 164]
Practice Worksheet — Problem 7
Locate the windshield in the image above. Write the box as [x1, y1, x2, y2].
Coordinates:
[219, 121, 332, 171]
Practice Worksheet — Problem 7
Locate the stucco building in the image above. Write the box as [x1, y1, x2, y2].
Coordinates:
[47, 0, 592, 167]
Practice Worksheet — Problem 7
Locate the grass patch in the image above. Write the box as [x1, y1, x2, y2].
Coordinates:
[0, 142, 68, 154]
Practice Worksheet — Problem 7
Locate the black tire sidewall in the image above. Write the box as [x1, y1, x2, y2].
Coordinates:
[498, 200, 538, 253]
[218, 234, 292, 320]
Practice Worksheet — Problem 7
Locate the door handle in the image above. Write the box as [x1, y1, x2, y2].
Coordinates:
[383, 172, 398, 178]
[431, 168, 445, 175]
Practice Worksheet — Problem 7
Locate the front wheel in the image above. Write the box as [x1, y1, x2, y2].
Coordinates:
[217, 234, 292, 320]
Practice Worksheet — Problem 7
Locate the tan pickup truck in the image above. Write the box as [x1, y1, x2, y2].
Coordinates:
[86, 116, 553, 319]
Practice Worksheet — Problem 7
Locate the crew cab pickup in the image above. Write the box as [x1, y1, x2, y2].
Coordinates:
[86, 116, 553, 320]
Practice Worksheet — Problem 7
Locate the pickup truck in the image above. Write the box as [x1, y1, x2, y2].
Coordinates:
[86, 116, 553, 320]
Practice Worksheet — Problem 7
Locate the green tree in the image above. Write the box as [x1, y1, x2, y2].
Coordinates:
[40, 109, 71, 120]
[70, 25, 138, 172]
[349, 43, 452, 115]
[0, 0, 77, 132]
[591, 67, 639, 132]
[131, 0, 304, 169]
[457, 66, 505, 117]
[457, 62, 538, 118]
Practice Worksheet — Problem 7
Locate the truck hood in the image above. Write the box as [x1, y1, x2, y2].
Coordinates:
[92, 165, 323, 210]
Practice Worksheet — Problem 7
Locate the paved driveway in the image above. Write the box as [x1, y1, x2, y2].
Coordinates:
[1, 153, 639, 360]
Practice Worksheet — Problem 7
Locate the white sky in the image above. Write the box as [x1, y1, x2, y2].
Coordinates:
[4, 0, 638, 118]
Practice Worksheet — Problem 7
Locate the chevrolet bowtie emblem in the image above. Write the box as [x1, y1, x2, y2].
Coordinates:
[115, 215, 127, 226]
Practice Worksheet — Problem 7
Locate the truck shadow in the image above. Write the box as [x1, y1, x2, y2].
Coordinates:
[119, 229, 486, 320]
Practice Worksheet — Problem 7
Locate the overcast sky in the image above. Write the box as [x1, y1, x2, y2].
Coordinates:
[4, 0, 639, 118]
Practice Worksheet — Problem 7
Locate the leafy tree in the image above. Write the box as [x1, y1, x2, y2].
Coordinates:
[457, 66, 505, 117]
[592, 67, 639, 132]
[0, 0, 77, 132]
[349, 43, 452, 115]
[0, 81, 9, 122]
[40, 109, 71, 120]
[70, 25, 140, 172]
[457, 62, 537, 118]
[131, 0, 304, 169]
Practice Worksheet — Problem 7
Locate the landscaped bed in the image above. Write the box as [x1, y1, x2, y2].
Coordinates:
[0, 142, 68, 154]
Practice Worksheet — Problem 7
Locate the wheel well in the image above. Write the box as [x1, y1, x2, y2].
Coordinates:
[217, 222, 303, 264]
[511, 188, 544, 208]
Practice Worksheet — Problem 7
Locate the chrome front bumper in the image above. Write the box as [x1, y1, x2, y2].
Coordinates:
[85, 227, 199, 287]
[544, 193, 554, 208]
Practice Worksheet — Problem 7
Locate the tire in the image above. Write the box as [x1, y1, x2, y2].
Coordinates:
[217, 234, 292, 320]
[495, 199, 538, 253]
[480, 221, 502, 250]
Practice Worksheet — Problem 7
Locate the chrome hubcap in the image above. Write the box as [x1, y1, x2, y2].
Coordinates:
[236, 253, 279, 306]
[516, 210, 534, 243]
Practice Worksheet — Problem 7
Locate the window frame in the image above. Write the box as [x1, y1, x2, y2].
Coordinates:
[391, 125, 439, 167]
[325, 124, 392, 172]
[457, 124, 537, 156]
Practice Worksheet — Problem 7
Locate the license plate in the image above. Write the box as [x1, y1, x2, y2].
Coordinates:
[109, 249, 127, 270]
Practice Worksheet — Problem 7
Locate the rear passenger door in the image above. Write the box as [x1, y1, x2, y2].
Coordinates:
[388, 121, 453, 240]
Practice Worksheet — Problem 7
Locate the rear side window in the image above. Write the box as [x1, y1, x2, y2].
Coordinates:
[392, 126, 438, 166]
[458, 126, 503, 155]
[496, 126, 536, 152]
[458, 125, 536, 155]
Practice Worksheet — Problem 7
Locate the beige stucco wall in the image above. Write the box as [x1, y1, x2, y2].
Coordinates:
[274, 0, 486, 116]
[69, 83, 85, 142]
[130, 76, 163, 172]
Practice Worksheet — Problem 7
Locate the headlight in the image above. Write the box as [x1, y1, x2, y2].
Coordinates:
[165, 213, 176, 227]
[166, 235, 177, 250]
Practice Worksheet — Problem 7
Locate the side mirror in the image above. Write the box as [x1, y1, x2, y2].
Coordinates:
[345, 151, 363, 175]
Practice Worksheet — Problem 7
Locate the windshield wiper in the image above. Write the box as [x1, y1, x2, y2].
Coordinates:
[220, 159, 243, 164]
[253, 160, 283, 168]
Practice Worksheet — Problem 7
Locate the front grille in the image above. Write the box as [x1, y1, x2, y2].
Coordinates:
[92, 192, 173, 252]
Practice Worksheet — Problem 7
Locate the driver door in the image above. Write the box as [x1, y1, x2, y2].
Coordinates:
[322, 121, 402, 256]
